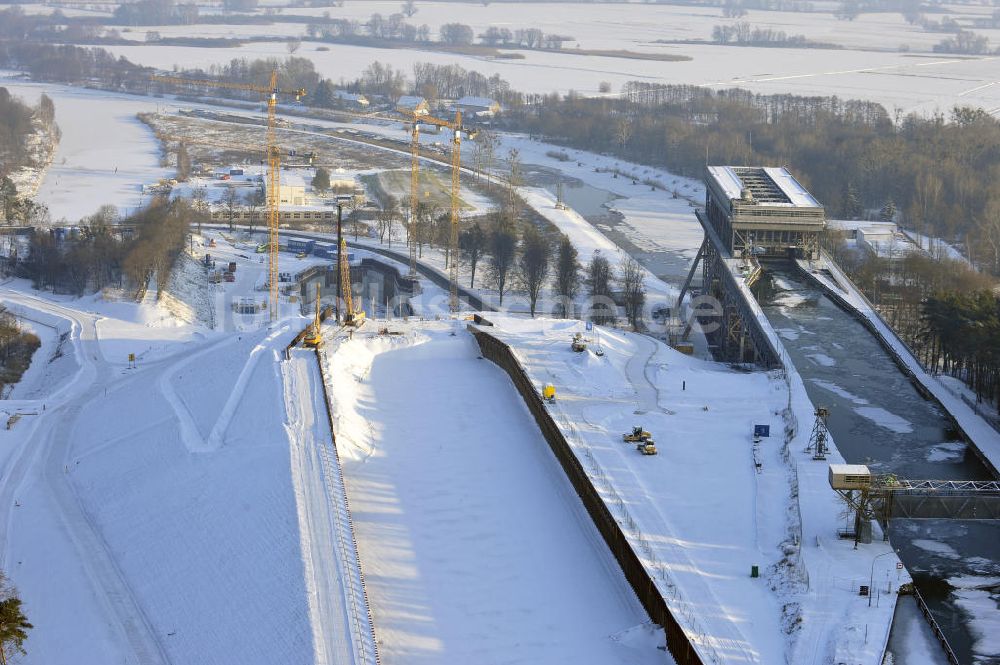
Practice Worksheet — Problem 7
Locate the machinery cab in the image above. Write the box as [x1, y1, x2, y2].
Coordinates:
[623, 426, 652, 442]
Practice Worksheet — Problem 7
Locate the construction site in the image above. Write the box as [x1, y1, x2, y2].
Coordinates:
[3, 66, 1000, 665]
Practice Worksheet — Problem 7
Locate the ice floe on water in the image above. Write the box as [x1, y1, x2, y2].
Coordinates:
[809, 378, 869, 404]
[948, 576, 1000, 663]
[807, 353, 836, 367]
[912, 540, 962, 560]
[777, 327, 800, 341]
[854, 406, 914, 434]
[926, 441, 966, 463]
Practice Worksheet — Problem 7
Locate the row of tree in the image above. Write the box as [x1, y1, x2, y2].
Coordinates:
[710, 22, 838, 48]
[827, 236, 999, 408]
[18, 199, 192, 297]
[503, 85, 1000, 275]
[922, 290, 1000, 411]
[0, 88, 57, 189]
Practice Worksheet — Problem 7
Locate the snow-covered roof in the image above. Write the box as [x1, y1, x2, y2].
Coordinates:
[762, 167, 821, 207]
[829, 464, 870, 476]
[454, 96, 499, 110]
[396, 96, 428, 113]
[280, 173, 308, 189]
[707, 166, 822, 208]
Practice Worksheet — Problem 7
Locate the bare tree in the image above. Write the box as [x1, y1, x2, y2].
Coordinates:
[554, 234, 580, 317]
[286, 38, 302, 54]
[401, 0, 417, 17]
[518, 226, 551, 317]
[486, 215, 517, 305]
[460, 222, 487, 287]
[376, 196, 398, 246]
[504, 148, 522, 219]
[587, 250, 615, 324]
[619, 254, 645, 330]
[222, 186, 240, 233]
[191, 186, 208, 235]
[244, 188, 264, 239]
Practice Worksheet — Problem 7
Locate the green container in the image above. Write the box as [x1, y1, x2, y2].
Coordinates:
[751, 565, 759, 578]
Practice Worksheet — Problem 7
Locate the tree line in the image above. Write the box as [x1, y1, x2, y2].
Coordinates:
[0, 88, 58, 201]
[17, 199, 192, 297]
[502, 84, 1000, 275]
[922, 290, 1000, 411]
[827, 235, 999, 409]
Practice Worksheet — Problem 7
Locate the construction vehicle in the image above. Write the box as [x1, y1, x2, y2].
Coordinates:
[571, 333, 587, 352]
[396, 109, 477, 312]
[636, 440, 658, 455]
[303, 284, 323, 348]
[623, 426, 652, 443]
[150, 71, 306, 322]
[339, 237, 365, 327]
[543, 383, 556, 402]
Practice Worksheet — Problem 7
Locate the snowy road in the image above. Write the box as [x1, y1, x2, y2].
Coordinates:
[0, 289, 170, 665]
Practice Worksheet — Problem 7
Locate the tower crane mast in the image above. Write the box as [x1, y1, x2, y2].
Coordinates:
[399, 110, 476, 313]
[150, 72, 306, 322]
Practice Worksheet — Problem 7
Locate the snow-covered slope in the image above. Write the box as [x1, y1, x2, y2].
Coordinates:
[324, 321, 671, 665]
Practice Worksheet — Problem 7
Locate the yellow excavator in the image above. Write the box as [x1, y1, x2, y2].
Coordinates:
[340, 238, 365, 327]
[304, 283, 323, 348]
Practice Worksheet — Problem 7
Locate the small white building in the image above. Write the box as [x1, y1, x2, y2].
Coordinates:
[396, 95, 429, 116]
[452, 95, 501, 117]
[276, 172, 307, 206]
[857, 225, 919, 259]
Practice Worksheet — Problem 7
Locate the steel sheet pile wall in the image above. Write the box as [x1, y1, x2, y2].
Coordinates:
[469, 327, 704, 665]
[312, 346, 382, 665]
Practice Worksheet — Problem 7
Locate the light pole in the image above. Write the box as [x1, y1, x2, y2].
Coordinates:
[869, 549, 898, 607]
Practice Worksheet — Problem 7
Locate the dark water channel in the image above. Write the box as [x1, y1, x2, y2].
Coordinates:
[756, 267, 1000, 665]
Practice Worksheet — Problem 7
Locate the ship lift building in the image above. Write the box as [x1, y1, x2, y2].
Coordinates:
[704, 166, 826, 260]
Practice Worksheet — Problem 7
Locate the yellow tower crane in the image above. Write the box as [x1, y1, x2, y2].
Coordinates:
[150, 72, 306, 322]
[399, 110, 477, 313]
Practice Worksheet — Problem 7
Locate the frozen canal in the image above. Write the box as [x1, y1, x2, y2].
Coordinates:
[0, 81, 171, 221]
[757, 268, 1000, 665]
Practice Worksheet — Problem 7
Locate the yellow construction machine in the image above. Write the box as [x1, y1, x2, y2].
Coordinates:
[303, 284, 323, 348]
[340, 238, 365, 327]
[636, 440, 658, 455]
[623, 426, 652, 443]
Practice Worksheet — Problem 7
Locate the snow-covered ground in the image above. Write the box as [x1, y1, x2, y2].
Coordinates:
[323, 320, 670, 664]
[0, 233, 379, 663]
[103, 37, 1000, 116]
[476, 315, 903, 665]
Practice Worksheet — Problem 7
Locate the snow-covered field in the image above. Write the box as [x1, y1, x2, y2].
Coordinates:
[0, 228, 384, 663]
[474, 315, 903, 664]
[323, 321, 670, 664]
[101, 37, 1000, 116]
